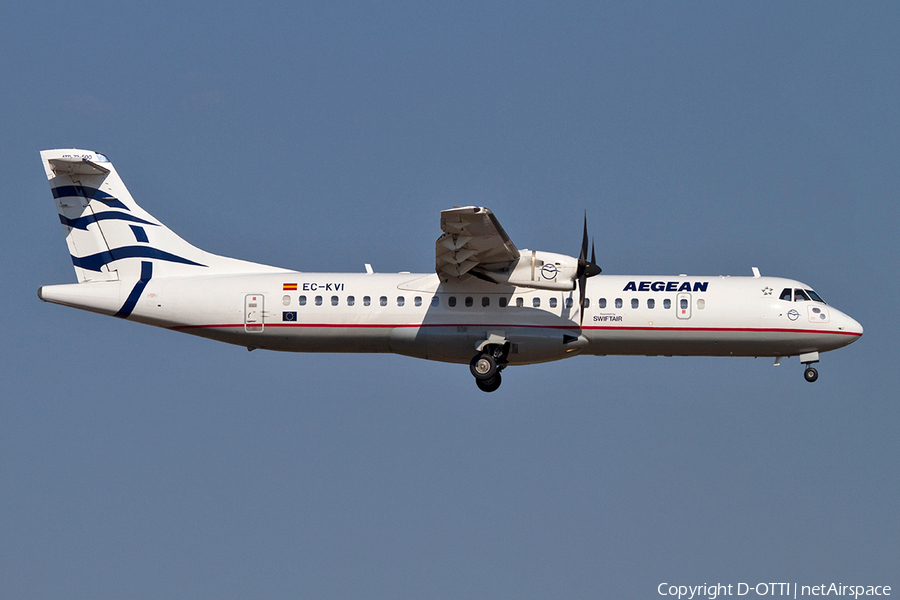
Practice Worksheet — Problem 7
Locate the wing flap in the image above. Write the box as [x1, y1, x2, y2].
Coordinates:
[436, 207, 520, 280]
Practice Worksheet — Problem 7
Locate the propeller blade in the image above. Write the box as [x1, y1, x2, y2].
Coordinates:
[576, 214, 601, 326]
[578, 272, 587, 326]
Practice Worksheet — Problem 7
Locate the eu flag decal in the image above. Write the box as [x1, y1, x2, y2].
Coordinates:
[283, 311, 297, 322]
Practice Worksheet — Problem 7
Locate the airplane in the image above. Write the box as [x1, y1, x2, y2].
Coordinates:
[37, 148, 863, 392]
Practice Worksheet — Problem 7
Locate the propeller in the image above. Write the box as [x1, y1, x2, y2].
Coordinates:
[575, 212, 602, 326]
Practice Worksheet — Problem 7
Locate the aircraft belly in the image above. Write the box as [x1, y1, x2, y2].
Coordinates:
[584, 327, 851, 357]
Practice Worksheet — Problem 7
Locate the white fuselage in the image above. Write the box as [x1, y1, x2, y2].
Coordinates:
[39, 271, 863, 366]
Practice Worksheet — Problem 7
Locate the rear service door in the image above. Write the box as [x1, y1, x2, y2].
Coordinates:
[244, 294, 265, 332]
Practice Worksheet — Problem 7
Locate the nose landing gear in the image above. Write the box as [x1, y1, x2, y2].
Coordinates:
[800, 351, 819, 383]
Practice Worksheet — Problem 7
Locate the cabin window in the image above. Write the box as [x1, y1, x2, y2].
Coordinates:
[482, 297, 490, 307]
[397, 296, 405, 307]
[565, 297, 573, 309]
[549, 297, 558, 308]
[631, 298, 639, 309]
[516, 297, 524, 308]
[697, 299, 706, 309]
[780, 288, 793, 301]
[448, 296, 457, 307]
[415, 296, 422, 307]
[315, 296, 323, 306]
[648, 298, 655, 309]
[464, 296, 473, 307]
[379, 296, 387, 307]
[615, 298, 623, 309]
[663, 299, 671, 309]
[347, 296, 355, 306]
[499, 297, 508, 308]
[363, 296, 371, 306]
[299, 295, 307, 306]
[533, 297, 541, 308]
[331, 296, 339, 306]
[599, 298, 606, 309]
[282, 295, 291, 306]
[431, 296, 439, 307]
[794, 289, 811, 302]
[680, 298, 688, 310]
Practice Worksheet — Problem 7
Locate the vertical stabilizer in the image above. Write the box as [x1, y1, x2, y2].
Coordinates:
[40, 149, 287, 284]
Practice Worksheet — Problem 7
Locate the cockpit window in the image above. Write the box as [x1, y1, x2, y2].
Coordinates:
[794, 289, 811, 302]
[806, 289, 826, 304]
[780, 288, 792, 301]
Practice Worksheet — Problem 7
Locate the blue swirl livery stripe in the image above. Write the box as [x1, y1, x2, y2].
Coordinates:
[71, 246, 207, 272]
[114, 261, 153, 319]
[58, 211, 158, 231]
[52, 185, 129, 210]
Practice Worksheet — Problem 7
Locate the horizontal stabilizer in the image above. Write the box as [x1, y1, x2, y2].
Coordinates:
[48, 156, 110, 176]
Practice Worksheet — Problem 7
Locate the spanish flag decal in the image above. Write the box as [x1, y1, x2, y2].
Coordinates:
[283, 283, 298, 291]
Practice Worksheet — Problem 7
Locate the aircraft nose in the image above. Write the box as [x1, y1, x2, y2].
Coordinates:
[841, 313, 863, 338]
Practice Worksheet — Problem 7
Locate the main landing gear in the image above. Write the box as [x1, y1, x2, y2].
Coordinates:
[470, 343, 509, 393]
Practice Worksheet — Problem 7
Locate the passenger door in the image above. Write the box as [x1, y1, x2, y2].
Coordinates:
[676, 292, 691, 319]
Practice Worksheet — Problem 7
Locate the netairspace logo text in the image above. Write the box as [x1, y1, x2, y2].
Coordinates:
[658, 583, 891, 600]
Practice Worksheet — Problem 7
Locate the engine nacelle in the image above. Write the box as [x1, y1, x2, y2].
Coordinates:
[477, 249, 579, 291]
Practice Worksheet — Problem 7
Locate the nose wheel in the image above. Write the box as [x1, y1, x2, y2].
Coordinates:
[804, 366, 818, 383]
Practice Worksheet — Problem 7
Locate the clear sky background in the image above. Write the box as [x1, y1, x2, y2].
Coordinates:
[2, 2, 897, 598]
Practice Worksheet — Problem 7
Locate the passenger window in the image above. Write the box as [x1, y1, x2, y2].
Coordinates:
[431, 296, 439, 307]
[516, 297, 524, 308]
[347, 296, 355, 306]
[615, 298, 623, 309]
[397, 296, 405, 307]
[680, 298, 688, 310]
[448, 296, 457, 307]
[499, 297, 508, 308]
[549, 298, 558, 308]
[299, 295, 307, 306]
[631, 298, 639, 309]
[482, 297, 489, 307]
[331, 295, 339, 306]
[415, 296, 422, 307]
[379, 296, 387, 307]
[315, 296, 323, 306]
[697, 299, 705, 309]
[533, 297, 541, 307]
[664, 299, 671, 309]
[780, 288, 792, 301]
[794, 289, 810, 302]
[282, 295, 291, 306]
[465, 297, 473, 307]
[599, 298, 606, 309]
[363, 296, 370, 306]
[648, 299, 655, 309]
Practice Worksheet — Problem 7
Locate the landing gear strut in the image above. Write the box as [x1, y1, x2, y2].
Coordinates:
[470, 343, 509, 392]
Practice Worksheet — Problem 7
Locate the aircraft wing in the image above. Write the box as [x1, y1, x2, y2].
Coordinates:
[436, 207, 520, 279]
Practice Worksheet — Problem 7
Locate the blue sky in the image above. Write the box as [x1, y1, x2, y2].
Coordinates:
[2, 2, 897, 598]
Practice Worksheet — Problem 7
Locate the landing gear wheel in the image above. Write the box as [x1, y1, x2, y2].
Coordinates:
[470, 353, 499, 380]
[804, 367, 818, 383]
[476, 372, 502, 392]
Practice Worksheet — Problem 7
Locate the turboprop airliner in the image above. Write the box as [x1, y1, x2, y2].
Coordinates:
[38, 149, 863, 392]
